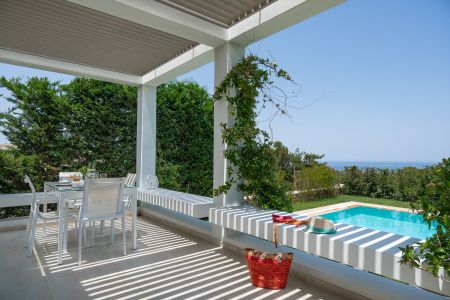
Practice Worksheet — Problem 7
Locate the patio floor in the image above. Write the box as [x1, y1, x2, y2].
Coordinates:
[0, 216, 345, 300]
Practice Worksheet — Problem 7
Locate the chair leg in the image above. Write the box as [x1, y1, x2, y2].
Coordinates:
[100, 220, 105, 235]
[27, 213, 37, 257]
[63, 217, 69, 253]
[78, 221, 83, 266]
[24, 211, 33, 247]
[83, 222, 87, 246]
[60, 208, 69, 252]
[122, 217, 126, 256]
[110, 219, 115, 242]
[42, 203, 47, 236]
[91, 221, 95, 247]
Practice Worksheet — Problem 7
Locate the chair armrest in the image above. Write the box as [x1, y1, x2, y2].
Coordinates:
[122, 198, 131, 208]
[65, 198, 82, 209]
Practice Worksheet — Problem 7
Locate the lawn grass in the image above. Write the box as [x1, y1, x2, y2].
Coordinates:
[292, 194, 412, 211]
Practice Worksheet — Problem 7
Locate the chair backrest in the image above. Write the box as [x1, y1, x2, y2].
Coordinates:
[24, 175, 38, 211]
[80, 178, 125, 220]
[125, 173, 136, 187]
[145, 175, 159, 189]
[59, 172, 83, 182]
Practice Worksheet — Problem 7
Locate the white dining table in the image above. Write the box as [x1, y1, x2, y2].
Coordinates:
[44, 181, 138, 265]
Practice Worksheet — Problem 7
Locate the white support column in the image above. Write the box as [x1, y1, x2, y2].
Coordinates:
[213, 42, 246, 208]
[136, 85, 157, 188]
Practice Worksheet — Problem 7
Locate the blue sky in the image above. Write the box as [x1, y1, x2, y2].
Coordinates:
[1, 0, 449, 162]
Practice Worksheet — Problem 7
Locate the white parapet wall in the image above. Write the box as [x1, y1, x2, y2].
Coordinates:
[0, 192, 47, 230]
[0, 192, 36, 208]
[210, 206, 449, 296]
[138, 188, 214, 218]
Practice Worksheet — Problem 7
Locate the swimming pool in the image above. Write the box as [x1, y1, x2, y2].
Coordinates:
[320, 206, 435, 240]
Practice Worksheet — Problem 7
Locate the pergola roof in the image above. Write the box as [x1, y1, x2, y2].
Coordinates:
[0, 0, 344, 85]
[157, 0, 275, 28]
[1, 0, 197, 76]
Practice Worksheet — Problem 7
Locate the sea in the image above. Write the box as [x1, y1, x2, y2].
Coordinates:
[324, 161, 437, 171]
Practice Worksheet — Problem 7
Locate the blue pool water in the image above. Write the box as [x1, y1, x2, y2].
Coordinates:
[320, 206, 435, 240]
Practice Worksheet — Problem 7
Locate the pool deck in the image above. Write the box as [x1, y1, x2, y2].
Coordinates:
[294, 201, 413, 216]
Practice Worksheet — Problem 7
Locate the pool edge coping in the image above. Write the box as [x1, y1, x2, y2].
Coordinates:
[294, 201, 413, 217]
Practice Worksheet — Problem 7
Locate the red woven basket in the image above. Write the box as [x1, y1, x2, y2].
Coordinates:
[244, 248, 293, 289]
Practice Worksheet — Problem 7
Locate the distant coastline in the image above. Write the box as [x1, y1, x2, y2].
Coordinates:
[324, 161, 437, 171]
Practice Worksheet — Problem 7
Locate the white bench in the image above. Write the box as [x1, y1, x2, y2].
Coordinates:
[210, 206, 449, 296]
[137, 188, 214, 218]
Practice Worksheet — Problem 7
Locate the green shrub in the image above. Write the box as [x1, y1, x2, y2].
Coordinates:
[0, 150, 31, 218]
[341, 165, 434, 202]
[296, 164, 338, 201]
[400, 158, 450, 278]
[156, 81, 213, 196]
[375, 168, 394, 198]
[342, 166, 363, 195]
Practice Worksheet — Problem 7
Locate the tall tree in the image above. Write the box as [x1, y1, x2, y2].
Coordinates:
[0, 77, 70, 187]
[61, 78, 137, 177]
[271, 141, 325, 189]
[0, 77, 214, 197]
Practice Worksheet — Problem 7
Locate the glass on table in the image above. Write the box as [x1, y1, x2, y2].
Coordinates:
[72, 173, 82, 182]
[86, 171, 99, 179]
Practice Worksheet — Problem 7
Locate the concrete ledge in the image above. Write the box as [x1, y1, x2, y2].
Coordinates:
[210, 206, 449, 297]
[223, 232, 446, 300]
[138, 188, 214, 218]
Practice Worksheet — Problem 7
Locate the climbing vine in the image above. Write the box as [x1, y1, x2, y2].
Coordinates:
[213, 54, 294, 212]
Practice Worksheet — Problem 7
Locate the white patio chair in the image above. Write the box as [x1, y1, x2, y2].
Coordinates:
[77, 178, 127, 265]
[51, 172, 83, 236]
[87, 173, 133, 235]
[24, 175, 59, 256]
[108, 173, 136, 242]
[125, 173, 136, 187]
[123, 173, 136, 207]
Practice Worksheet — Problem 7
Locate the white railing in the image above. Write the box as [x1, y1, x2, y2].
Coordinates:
[1, 188, 215, 220]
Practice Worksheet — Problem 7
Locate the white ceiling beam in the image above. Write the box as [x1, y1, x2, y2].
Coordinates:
[228, 0, 345, 46]
[142, 0, 345, 85]
[0, 49, 142, 86]
[142, 44, 213, 86]
[66, 0, 227, 47]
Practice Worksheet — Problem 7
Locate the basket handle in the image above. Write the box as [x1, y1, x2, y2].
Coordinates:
[273, 219, 309, 248]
